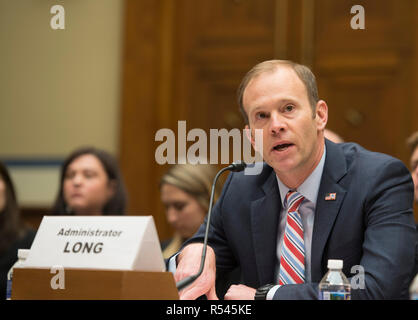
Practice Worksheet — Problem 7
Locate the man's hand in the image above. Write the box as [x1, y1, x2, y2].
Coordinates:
[174, 243, 218, 300]
[224, 284, 256, 300]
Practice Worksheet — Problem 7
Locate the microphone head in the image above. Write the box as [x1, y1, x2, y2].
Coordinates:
[229, 161, 247, 172]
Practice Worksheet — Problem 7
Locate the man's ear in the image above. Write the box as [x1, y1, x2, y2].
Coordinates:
[315, 100, 328, 131]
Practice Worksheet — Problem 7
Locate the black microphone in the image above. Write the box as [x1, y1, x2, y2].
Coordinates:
[226, 160, 247, 172]
[176, 161, 247, 291]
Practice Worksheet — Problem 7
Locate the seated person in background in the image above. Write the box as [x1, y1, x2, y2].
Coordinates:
[0, 161, 36, 300]
[51, 147, 127, 215]
[407, 131, 418, 206]
[406, 131, 418, 276]
[159, 163, 223, 258]
[324, 128, 344, 143]
[160, 163, 240, 298]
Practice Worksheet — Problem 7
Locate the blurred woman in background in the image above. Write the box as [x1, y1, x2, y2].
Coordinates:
[160, 163, 240, 298]
[0, 161, 36, 300]
[159, 163, 223, 258]
[51, 147, 127, 215]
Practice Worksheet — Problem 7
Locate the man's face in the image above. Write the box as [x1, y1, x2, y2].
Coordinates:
[243, 67, 327, 185]
[410, 146, 418, 203]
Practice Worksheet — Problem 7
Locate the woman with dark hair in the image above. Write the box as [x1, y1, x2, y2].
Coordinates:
[51, 147, 127, 215]
[0, 161, 36, 300]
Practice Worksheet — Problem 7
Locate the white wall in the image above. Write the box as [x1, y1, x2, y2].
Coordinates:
[0, 0, 124, 206]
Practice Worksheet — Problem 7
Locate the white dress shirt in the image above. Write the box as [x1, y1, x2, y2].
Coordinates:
[169, 147, 327, 300]
[267, 146, 326, 299]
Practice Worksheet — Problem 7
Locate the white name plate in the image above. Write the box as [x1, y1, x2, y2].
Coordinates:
[25, 216, 166, 272]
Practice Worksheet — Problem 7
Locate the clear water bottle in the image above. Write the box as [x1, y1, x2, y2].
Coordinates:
[318, 259, 351, 300]
[6, 249, 30, 300]
[410, 273, 418, 300]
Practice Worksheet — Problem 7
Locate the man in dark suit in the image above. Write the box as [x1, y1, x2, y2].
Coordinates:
[173, 60, 416, 300]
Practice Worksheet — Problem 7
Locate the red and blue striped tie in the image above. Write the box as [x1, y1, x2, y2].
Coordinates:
[279, 190, 306, 285]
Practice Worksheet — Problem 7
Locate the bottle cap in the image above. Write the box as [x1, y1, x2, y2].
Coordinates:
[17, 249, 30, 260]
[327, 259, 343, 269]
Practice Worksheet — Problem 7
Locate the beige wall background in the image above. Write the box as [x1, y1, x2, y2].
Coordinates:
[0, 0, 123, 157]
[0, 0, 124, 206]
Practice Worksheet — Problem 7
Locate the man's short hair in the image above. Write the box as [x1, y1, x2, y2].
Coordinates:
[237, 60, 319, 124]
[406, 131, 418, 154]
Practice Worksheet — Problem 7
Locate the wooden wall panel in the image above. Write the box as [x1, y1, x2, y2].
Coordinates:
[414, 0, 418, 218]
[120, 0, 418, 242]
[171, 0, 277, 132]
[312, 0, 418, 221]
[120, 0, 171, 239]
[313, 0, 416, 163]
[120, 0, 279, 241]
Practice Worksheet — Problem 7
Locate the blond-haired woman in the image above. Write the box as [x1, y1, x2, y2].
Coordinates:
[160, 163, 223, 258]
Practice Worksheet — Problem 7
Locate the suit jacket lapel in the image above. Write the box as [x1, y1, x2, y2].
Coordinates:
[311, 140, 348, 282]
[250, 170, 281, 285]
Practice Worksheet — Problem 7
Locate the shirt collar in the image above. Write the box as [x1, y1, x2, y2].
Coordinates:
[276, 145, 326, 207]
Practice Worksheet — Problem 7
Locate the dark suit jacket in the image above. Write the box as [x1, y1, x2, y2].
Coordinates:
[186, 139, 416, 299]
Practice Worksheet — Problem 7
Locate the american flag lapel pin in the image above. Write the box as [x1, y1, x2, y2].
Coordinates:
[325, 193, 336, 201]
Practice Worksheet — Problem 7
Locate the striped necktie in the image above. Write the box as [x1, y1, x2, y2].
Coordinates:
[279, 190, 306, 285]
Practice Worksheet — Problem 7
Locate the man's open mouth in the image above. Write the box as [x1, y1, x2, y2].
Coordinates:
[273, 143, 293, 151]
